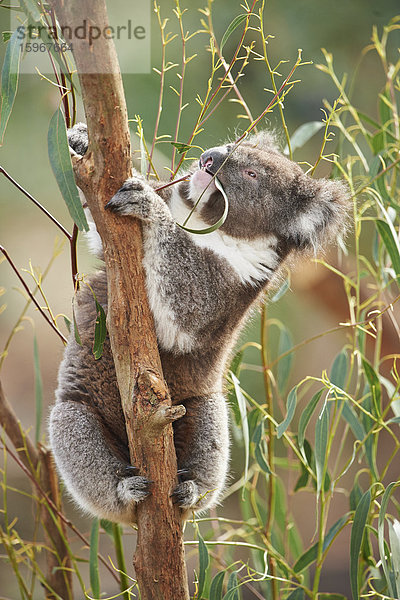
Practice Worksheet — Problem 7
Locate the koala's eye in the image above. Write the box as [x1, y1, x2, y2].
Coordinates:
[244, 169, 257, 179]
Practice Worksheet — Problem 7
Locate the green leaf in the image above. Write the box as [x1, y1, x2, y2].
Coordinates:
[0, 27, 25, 145]
[93, 299, 107, 360]
[177, 176, 229, 234]
[209, 571, 225, 600]
[230, 373, 249, 485]
[378, 482, 400, 598]
[298, 389, 323, 461]
[197, 532, 210, 599]
[222, 571, 240, 600]
[376, 219, 400, 279]
[72, 301, 82, 346]
[350, 489, 371, 600]
[171, 141, 194, 154]
[330, 350, 348, 389]
[220, 14, 248, 51]
[294, 515, 349, 573]
[270, 274, 290, 303]
[388, 520, 400, 597]
[341, 402, 366, 441]
[294, 460, 309, 491]
[48, 108, 89, 232]
[285, 121, 325, 154]
[315, 403, 329, 494]
[277, 327, 293, 395]
[89, 519, 100, 599]
[252, 420, 271, 473]
[33, 334, 43, 445]
[277, 386, 297, 438]
[100, 519, 114, 538]
[286, 590, 304, 600]
[63, 315, 71, 333]
[362, 357, 382, 418]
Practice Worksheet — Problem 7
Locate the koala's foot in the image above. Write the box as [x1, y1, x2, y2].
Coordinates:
[172, 479, 201, 509]
[117, 475, 152, 505]
[105, 176, 171, 223]
[67, 122, 88, 156]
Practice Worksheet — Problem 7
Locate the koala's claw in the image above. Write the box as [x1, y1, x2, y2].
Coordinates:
[171, 480, 199, 509]
[116, 464, 140, 478]
[177, 468, 192, 483]
[117, 475, 152, 504]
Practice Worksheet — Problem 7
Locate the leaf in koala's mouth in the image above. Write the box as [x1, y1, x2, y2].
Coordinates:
[177, 176, 229, 235]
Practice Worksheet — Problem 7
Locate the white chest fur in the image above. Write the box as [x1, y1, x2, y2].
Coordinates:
[170, 189, 279, 285]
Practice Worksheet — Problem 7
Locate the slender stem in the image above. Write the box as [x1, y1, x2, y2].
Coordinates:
[170, 0, 187, 174]
[112, 523, 131, 600]
[0, 246, 68, 344]
[206, 1, 254, 124]
[260, 300, 278, 600]
[1, 166, 71, 240]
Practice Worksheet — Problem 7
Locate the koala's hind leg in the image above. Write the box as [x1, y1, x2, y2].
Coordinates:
[49, 401, 150, 524]
[172, 394, 230, 513]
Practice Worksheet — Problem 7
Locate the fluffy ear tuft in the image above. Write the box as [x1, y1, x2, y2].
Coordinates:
[314, 178, 350, 210]
[245, 130, 280, 152]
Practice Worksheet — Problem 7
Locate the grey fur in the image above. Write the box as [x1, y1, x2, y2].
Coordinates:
[49, 123, 349, 523]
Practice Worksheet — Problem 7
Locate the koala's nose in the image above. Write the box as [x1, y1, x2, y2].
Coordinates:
[199, 148, 226, 175]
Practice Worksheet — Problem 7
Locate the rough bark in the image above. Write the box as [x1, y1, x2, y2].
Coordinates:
[0, 381, 72, 599]
[48, 1, 189, 598]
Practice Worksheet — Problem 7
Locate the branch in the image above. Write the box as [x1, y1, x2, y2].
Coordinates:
[48, 1, 189, 598]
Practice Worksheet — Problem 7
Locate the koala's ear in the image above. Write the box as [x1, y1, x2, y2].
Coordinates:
[312, 177, 350, 208]
[246, 130, 280, 152]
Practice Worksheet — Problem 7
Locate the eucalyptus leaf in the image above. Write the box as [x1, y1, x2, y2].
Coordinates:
[285, 121, 324, 154]
[330, 349, 348, 390]
[220, 14, 247, 51]
[209, 571, 225, 600]
[48, 108, 89, 232]
[298, 389, 323, 461]
[376, 219, 400, 280]
[231, 373, 249, 485]
[277, 386, 297, 439]
[0, 27, 25, 145]
[277, 327, 293, 395]
[350, 489, 371, 600]
[294, 515, 349, 573]
[315, 403, 329, 494]
[89, 519, 100, 598]
[93, 299, 107, 360]
[178, 176, 228, 234]
[197, 532, 210, 599]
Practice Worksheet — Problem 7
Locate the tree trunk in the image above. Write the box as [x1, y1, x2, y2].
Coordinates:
[48, 1, 190, 598]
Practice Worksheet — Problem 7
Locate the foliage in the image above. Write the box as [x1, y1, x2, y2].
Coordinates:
[1, 1, 400, 599]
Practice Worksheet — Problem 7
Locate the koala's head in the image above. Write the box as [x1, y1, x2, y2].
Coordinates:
[186, 131, 349, 259]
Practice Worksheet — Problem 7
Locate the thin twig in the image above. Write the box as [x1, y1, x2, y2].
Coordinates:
[0, 246, 68, 344]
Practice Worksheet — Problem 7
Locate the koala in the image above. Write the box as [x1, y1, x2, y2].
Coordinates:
[49, 123, 348, 524]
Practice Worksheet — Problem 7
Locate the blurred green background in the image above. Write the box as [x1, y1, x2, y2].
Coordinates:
[1, 1, 399, 597]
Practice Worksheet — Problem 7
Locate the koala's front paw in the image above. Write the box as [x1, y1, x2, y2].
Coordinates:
[105, 177, 171, 223]
[67, 123, 88, 157]
[117, 475, 152, 505]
